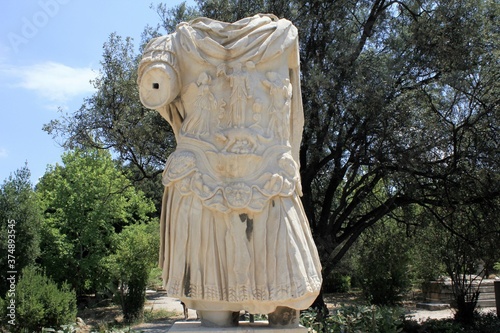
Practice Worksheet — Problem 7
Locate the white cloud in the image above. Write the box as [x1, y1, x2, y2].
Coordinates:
[0, 43, 10, 64]
[0, 148, 8, 159]
[1, 61, 97, 106]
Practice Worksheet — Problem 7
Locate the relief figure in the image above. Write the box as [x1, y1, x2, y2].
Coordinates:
[262, 72, 292, 141]
[181, 72, 217, 137]
[218, 63, 252, 128]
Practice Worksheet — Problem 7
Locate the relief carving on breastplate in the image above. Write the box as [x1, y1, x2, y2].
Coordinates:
[224, 182, 252, 209]
[262, 72, 292, 142]
[161, 62, 300, 212]
[217, 62, 253, 129]
[181, 72, 221, 138]
[166, 151, 196, 180]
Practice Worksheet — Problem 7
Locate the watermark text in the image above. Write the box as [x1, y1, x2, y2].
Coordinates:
[6, 219, 17, 326]
[7, 0, 71, 53]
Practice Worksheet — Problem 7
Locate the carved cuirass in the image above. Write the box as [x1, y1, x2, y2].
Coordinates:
[138, 14, 305, 214]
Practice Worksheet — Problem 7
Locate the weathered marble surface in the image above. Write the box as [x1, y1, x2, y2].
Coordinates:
[138, 14, 322, 323]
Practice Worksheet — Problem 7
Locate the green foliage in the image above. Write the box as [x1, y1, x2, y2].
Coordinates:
[0, 165, 42, 296]
[36, 149, 156, 296]
[408, 222, 448, 283]
[403, 314, 500, 333]
[355, 221, 413, 305]
[0, 296, 5, 325]
[300, 305, 404, 333]
[402, 319, 462, 333]
[41, 324, 148, 333]
[152, 2, 200, 34]
[106, 222, 159, 322]
[44, 33, 175, 183]
[470, 313, 500, 333]
[494, 262, 500, 273]
[13, 266, 76, 332]
[302, 307, 500, 333]
[293, 0, 499, 278]
[322, 272, 351, 293]
[143, 309, 177, 323]
[190, 0, 297, 23]
[147, 266, 163, 290]
[422, 198, 500, 324]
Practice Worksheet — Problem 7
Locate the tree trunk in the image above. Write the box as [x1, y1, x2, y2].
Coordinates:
[309, 288, 329, 321]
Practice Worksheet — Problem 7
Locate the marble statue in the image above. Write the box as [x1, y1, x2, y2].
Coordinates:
[137, 14, 322, 328]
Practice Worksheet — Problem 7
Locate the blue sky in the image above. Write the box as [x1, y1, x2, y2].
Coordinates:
[0, 0, 193, 184]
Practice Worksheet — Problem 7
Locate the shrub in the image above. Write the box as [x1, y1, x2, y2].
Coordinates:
[0, 296, 6, 325]
[300, 304, 404, 333]
[416, 319, 462, 333]
[469, 312, 500, 333]
[401, 312, 500, 333]
[147, 266, 163, 290]
[322, 272, 351, 293]
[493, 261, 500, 273]
[356, 223, 413, 305]
[301, 304, 500, 333]
[13, 266, 77, 332]
[106, 222, 159, 323]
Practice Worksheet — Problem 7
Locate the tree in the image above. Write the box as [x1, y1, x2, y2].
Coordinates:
[0, 165, 42, 296]
[106, 222, 159, 322]
[290, 0, 500, 280]
[44, 0, 500, 307]
[36, 149, 156, 296]
[424, 197, 500, 325]
[44, 33, 175, 186]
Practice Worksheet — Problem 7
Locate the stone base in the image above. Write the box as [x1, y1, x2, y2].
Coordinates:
[168, 321, 308, 332]
[416, 302, 450, 311]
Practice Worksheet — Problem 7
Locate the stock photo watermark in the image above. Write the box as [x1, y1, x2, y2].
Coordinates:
[6, 219, 17, 326]
[7, 0, 71, 54]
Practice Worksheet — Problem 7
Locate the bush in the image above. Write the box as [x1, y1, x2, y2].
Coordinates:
[147, 267, 163, 290]
[0, 296, 6, 325]
[301, 304, 500, 333]
[356, 223, 413, 305]
[106, 222, 159, 323]
[322, 272, 351, 293]
[401, 312, 500, 333]
[300, 304, 404, 333]
[13, 266, 77, 332]
[493, 261, 500, 273]
[469, 312, 500, 333]
[413, 319, 462, 333]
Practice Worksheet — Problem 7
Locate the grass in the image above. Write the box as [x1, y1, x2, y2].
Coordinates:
[143, 309, 178, 322]
[76, 300, 179, 332]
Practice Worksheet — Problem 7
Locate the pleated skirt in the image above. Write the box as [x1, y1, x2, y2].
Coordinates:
[159, 185, 322, 314]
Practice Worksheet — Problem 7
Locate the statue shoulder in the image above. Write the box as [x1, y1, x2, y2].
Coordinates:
[144, 34, 176, 53]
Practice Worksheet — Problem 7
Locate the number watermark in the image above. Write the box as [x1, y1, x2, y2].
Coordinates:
[6, 219, 17, 326]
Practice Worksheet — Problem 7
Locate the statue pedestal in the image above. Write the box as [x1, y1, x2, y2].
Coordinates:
[168, 321, 308, 332]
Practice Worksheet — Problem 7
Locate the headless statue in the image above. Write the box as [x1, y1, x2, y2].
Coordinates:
[138, 14, 322, 328]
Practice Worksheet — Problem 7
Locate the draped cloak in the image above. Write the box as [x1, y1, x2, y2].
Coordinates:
[138, 14, 322, 314]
